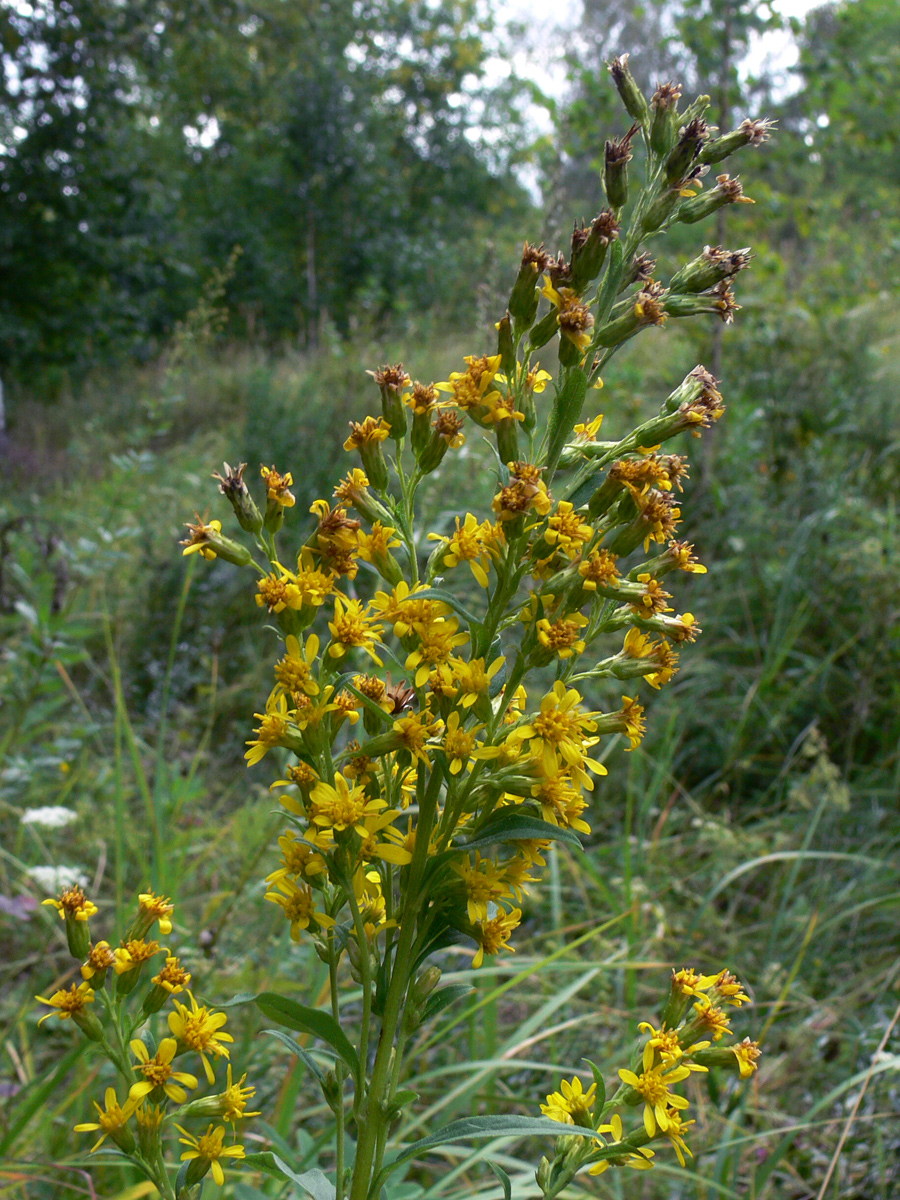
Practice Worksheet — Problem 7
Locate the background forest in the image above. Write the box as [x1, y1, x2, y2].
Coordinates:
[1, 0, 899, 1197]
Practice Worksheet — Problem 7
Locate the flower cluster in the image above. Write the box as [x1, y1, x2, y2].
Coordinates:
[536, 968, 761, 1182]
[168, 57, 769, 1200]
[36, 888, 255, 1194]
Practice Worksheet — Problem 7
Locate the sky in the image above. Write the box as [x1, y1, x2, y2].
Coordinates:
[493, 0, 827, 122]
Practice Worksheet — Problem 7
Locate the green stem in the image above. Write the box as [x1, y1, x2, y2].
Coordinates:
[329, 936, 347, 1200]
[348, 767, 442, 1200]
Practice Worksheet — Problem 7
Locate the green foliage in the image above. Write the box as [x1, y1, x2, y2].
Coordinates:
[0, 0, 530, 380]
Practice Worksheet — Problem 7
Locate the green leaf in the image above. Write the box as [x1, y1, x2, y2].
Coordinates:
[488, 1161, 512, 1200]
[582, 1059, 606, 1110]
[375, 1115, 608, 1187]
[259, 1028, 339, 1082]
[461, 812, 582, 851]
[271, 1159, 336, 1200]
[253, 993, 360, 1082]
[420, 983, 475, 1023]
[545, 369, 589, 481]
[241, 1152, 289, 1181]
[594, 238, 626, 325]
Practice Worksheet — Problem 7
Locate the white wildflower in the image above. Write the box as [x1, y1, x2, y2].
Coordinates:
[20, 806, 78, 830]
[27, 865, 89, 892]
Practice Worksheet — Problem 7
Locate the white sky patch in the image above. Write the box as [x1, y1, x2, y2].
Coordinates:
[21, 805, 78, 829]
[183, 115, 221, 150]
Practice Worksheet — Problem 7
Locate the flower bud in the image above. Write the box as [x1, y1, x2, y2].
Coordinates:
[527, 307, 560, 352]
[604, 127, 637, 211]
[369, 363, 411, 441]
[668, 245, 752, 294]
[649, 81, 682, 156]
[72, 1006, 105, 1042]
[700, 117, 775, 164]
[212, 462, 263, 533]
[509, 243, 549, 328]
[608, 55, 648, 123]
[678, 174, 754, 224]
[571, 211, 619, 292]
[496, 312, 516, 375]
[665, 118, 710, 184]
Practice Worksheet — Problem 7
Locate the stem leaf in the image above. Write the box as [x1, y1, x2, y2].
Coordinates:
[253, 992, 361, 1082]
[259, 1028, 338, 1082]
[272, 1159, 337, 1200]
[461, 812, 582, 852]
[420, 983, 475, 1024]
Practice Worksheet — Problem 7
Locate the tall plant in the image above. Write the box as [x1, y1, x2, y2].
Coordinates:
[36, 58, 770, 1198]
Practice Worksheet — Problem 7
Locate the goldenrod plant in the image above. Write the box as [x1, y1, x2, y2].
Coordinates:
[36, 57, 768, 1199]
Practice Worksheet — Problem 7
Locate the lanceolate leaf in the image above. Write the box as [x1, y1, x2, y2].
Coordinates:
[374, 1114, 609, 1187]
[420, 983, 475, 1024]
[461, 812, 582, 852]
[272, 1160, 337, 1200]
[252, 993, 360, 1082]
[259, 1028, 338, 1082]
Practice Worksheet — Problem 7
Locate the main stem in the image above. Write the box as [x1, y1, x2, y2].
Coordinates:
[348, 766, 442, 1200]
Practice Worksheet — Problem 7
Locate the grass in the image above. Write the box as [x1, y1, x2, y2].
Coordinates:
[1, 324, 898, 1199]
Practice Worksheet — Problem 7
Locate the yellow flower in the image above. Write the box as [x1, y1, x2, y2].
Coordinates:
[452, 655, 505, 709]
[508, 681, 604, 782]
[137, 889, 175, 936]
[176, 1123, 245, 1187]
[730, 1036, 762, 1078]
[81, 940, 116, 981]
[540, 1076, 596, 1125]
[472, 907, 521, 968]
[42, 885, 97, 923]
[245, 693, 294, 766]
[129, 1036, 198, 1103]
[428, 513, 495, 589]
[265, 876, 336, 941]
[536, 613, 589, 659]
[74, 1087, 138, 1153]
[406, 617, 469, 687]
[526, 365, 552, 393]
[114, 938, 161, 975]
[168, 992, 234, 1085]
[393, 710, 443, 765]
[35, 981, 95, 1026]
[343, 415, 391, 451]
[220, 1064, 262, 1122]
[181, 516, 223, 560]
[587, 1113, 656, 1175]
[543, 501, 594, 558]
[151, 955, 192, 996]
[618, 1041, 692, 1137]
[662, 1107, 695, 1166]
[441, 711, 483, 775]
[260, 465, 295, 507]
[273, 634, 320, 700]
[328, 597, 384, 665]
[310, 772, 386, 836]
[452, 853, 510, 923]
[578, 547, 620, 591]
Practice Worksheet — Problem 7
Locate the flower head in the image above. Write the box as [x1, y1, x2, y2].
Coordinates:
[74, 1087, 138, 1153]
[177, 1123, 245, 1187]
[168, 992, 234, 1085]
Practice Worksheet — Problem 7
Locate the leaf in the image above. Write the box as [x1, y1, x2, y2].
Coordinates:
[488, 1162, 512, 1200]
[594, 237, 625, 325]
[545, 369, 589, 481]
[374, 1114, 609, 1187]
[582, 1059, 606, 1110]
[253, 993, 360, 1082]
[217, 991, 258, 1008]
[461, 812, 582, 852]
[420, 983, 475, 1023]
[241, 1152, 292, 1181]
[271, 1160, 336, 1200]
[259, 1029, 339, 1082]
